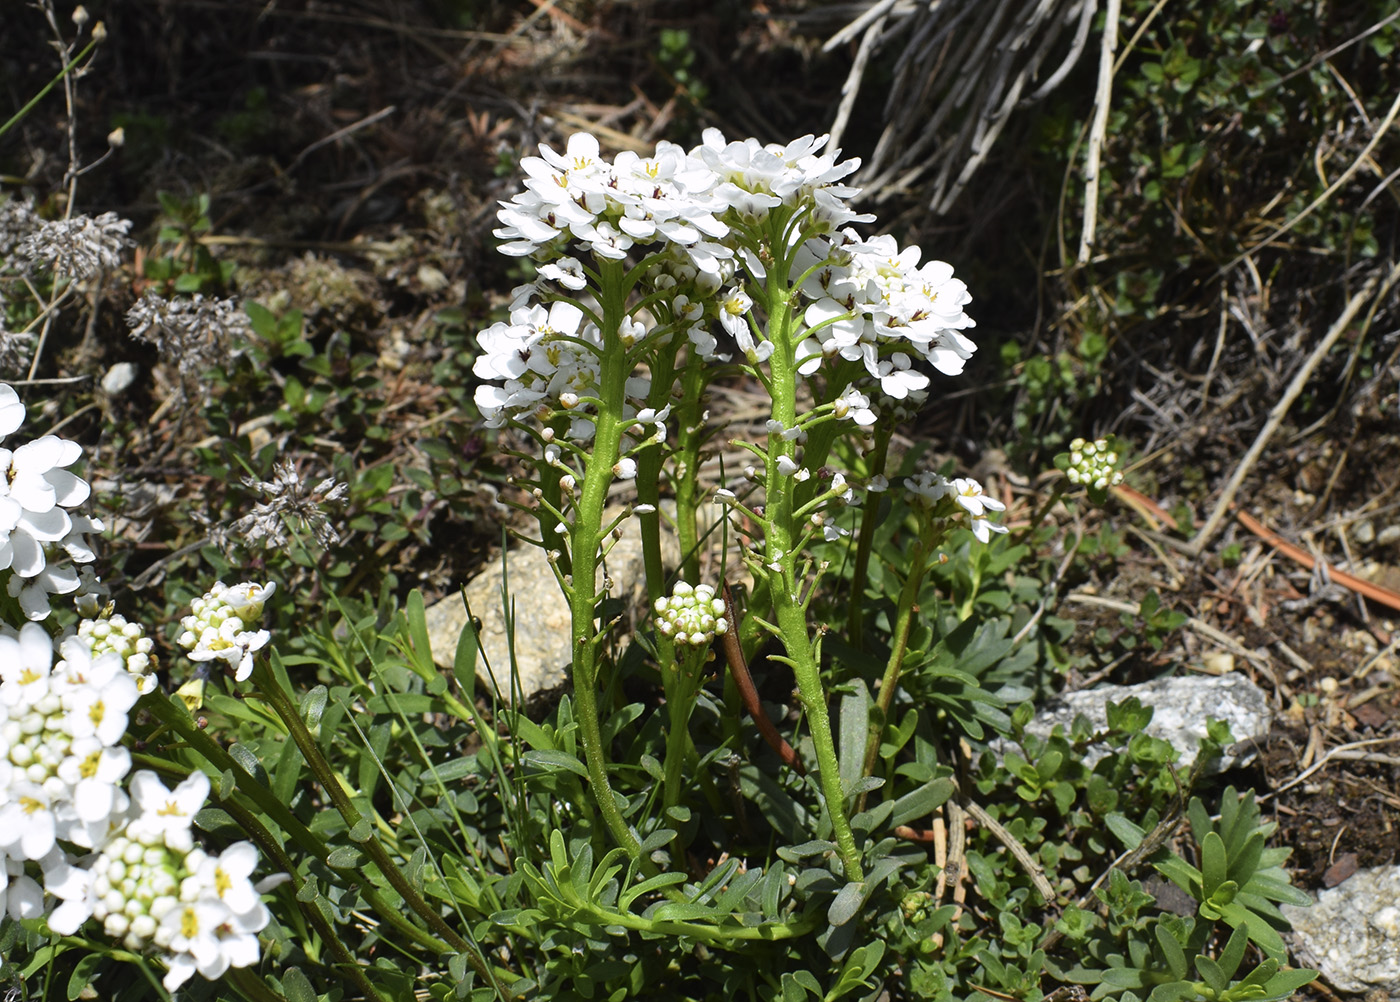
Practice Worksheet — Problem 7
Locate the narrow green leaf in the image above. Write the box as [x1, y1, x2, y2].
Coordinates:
[1194, 955, 1228, 994]
[1105, 812, 1147, 850]
[1202, 831, 1228, 898]
[1218, 924, 1250, 980]
[326, 846, 365, 868]
[521, 749, 590, 779]
[300, 684, 329, 727]
[828, 880, 866, 927]
[838, 681, 870, 792]
[1155, 924, 1188, 980]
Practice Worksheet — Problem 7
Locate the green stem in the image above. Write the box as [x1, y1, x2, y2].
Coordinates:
[847, 425, 894, 648]
[674, 352, 707, 583]
[1018, 480, 1067, 545]
[250, 663, 509, 993]
[661, 647, 707, 862]
[857, 534, 931, 812]
[0, 38, 99, 140]
[565, 258, 648, 861]
[758, 223, 863, 882]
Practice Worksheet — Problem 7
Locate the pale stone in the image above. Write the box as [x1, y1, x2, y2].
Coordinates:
[425, 504, 719, 704]
[1284, 865, 1400, 993]
[1003, 672, 1272, 772]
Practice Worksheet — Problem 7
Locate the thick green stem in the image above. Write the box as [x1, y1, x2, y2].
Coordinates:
[857, 535, 931, 812]
[847, 426, 893, 648]
[758, 230, 864, 881]
[660, 646, 710, 863]
[564, 259, 647, 861]
[673, 352, 707, 583]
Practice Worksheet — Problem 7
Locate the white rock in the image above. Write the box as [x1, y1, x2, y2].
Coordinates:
[1284, 865, 1400, 993]
[1007, 672, 1272, 771]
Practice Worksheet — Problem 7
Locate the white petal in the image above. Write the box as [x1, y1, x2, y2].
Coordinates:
[0, 385, 25, 438]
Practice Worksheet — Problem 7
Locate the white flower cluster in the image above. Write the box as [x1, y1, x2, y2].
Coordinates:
[177, 581, 276, 682]
[476, 129, 975, 434]
[795, 230, 975, 399]
[0, 383, 103, 620]
[654, 582, 728, 646]
[74, 596, 158, 694]
[0, 628, 137, 927]
[904, 473, 1009, 544]
[48, 771, 273, 992]
[1064, 437, 1124, 492]
[0, 626, 138, 870]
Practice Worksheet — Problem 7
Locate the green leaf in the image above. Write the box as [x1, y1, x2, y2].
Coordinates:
[301, 684, 329, 727]
[838, 681, 870, 792]
[1194, 955, 1228, 994]
[1105, 812, 1147, 850]
[1202, 831, 1228, 898]
[282, 966, 317, 1002]
[65, 951, 101, 1001]
[521, 749, 590, 779]
[327, 845, 365, 868]
[889, 777, 955, 828]
[1217, 924, 1249, 980]
[1155, 924, 1188, 981]
[828, 880, 866, 927]
[1255, 968, 1317, 1001]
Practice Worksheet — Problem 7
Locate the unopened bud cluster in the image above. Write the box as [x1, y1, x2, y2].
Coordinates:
[77, 609, 157, 694]
[654, 583, 728, 647]
[1064, 437, 1123, 492]
[177, 581, 275, 682]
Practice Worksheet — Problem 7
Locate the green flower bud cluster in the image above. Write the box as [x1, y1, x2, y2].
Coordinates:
[654, 582, 728, 647]
[1064, 437, 1124, 492]
[89, 834, 185, 949]
[79, 611, 157, 692]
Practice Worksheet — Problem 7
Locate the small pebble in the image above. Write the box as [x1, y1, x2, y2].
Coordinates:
[1353, 519, 1376, 544]
[1319, 676, 1339, 696]
[1202, 652, 1234, 674]
[101, 361, 138, 395]
[1378, 525, 1400, 547]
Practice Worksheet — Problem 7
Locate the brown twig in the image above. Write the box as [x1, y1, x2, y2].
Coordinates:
[721, 585, 806, 775]
[1189, 263, 1400, 554]
[1235, 509, 1400, 614]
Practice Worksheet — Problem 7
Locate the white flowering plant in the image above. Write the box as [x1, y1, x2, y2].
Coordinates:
[472, 127, 1002, 905]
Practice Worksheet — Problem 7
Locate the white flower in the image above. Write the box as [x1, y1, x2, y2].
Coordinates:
[833, 385, 877, 427]
[905, 472, 954, 508]
[971, 517, 1010, 544]
[125, 771, 209, 853]
[158, 898, 235, 989]
[537, 256, 588, 289]
[950, 478, 1005, 518]
[613, 458, 638, 480]
[776, 456, 800, 476]
[177, 581, 275, 682]
[0, 384, 100, 620]
[189, 842, 262, 917]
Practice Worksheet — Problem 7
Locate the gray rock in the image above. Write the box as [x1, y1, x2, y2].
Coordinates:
[1283, 865, 1400, 994]
[424, 506, 681, 704]
[1010, 672, 1272, 771]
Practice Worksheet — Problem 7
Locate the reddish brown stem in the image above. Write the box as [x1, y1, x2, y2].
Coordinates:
[722, 584, 806, 776]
